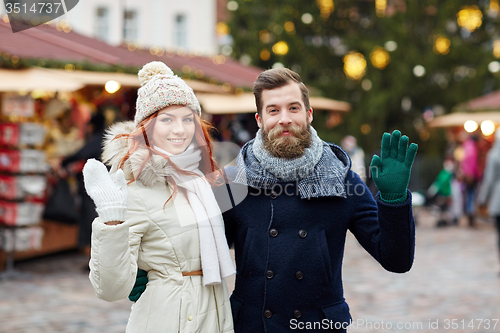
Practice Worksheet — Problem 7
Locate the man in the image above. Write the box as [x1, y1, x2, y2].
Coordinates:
[131, 68, 417, 332]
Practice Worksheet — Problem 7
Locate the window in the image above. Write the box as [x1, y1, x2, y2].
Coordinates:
[174, 14, 188, 49]
[123, 10, 138, 42]
[94, 7, 109, 42]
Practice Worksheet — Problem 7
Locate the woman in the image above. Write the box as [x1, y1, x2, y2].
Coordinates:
[82, 61, 235, 333]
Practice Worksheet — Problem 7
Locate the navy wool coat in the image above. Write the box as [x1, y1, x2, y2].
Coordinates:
[214, 146, 416, 333]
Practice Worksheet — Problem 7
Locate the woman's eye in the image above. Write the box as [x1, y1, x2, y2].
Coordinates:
[162, 118, 172, 122]
[184, 118, 193, 122]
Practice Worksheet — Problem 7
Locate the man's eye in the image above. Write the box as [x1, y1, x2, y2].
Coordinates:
[269, 109, 278, 113]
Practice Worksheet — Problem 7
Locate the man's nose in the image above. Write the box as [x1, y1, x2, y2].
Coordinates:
[278, 110, 292, 125]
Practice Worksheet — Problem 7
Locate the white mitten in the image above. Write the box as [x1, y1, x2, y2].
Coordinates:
[83, 159, 128, 223]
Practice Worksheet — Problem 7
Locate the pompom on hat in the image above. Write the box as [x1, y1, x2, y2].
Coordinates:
[134, 61, 201, 126]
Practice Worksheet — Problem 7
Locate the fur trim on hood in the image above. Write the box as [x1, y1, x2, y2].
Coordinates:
[102, 121, 174, 187]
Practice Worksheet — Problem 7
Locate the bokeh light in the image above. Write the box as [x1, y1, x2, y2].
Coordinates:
[457, 6, 483, 32]
[272, 41, 289, 55]
[464, 120, 478, 133]
[370, 47, 390, 69]
[105, 81, 121, 94]
[433, 36, 451, 55]
[481, 120, 496, 136]
[343, 51, 367, 80]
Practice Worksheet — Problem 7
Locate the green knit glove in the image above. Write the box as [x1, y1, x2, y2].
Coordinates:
[128, 269, 148, 302]
[370, 130, 418, 204]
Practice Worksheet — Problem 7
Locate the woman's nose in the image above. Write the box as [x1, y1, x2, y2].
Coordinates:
[172, 120, 186, 135]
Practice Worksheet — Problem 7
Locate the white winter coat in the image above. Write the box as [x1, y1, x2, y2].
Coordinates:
[89, 121, 234, 333]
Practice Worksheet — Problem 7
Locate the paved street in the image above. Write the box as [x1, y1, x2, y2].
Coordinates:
[1, 208, 499, 333]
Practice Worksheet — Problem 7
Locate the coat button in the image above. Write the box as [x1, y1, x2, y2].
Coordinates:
[264, 310, 273, 318]
[269, 228, 278, 237]
[266, 270, 274, 279]
[188, 315, 193, 321]
[295, 271, 304, 280]
[270, 191, 278, 199]
[299, 230, 307, 238]
[294, 310, 302, 319]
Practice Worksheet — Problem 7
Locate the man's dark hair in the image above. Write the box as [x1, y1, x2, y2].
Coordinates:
[253, 68, 310, 116]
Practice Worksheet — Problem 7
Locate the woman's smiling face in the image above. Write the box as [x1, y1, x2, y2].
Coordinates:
[152, 105, 195, 155]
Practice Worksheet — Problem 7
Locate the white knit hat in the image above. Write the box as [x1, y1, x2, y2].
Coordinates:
[135, 61, 201, 126]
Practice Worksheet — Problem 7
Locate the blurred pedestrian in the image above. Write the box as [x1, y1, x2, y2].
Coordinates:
[61, 111, 106, 256]
[341, 135, 366, 182]
[477, 129, 500, 274]
[82, 62, 235, 332]
[459, 135, 480, 227]
[427, 158, 454, 227]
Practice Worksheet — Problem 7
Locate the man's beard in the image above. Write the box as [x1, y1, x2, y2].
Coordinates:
[261, 123, 312, 159]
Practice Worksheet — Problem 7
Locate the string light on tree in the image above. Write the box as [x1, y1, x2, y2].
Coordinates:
[384, 41, 397, 52]
[259, 30, 271, 43]
[316, 0, 334, 20]
[284, 21, 295, 33]
[433, 36, 451, 55]
[375, 0, 387, 17]
[494, 40, 500, 58]
[301, 13, 313, 24]
[370, 47, 390, 69]
[457, 6, 483, 32]
[413, 65, 426, 77]
[272, 41, 289, 55]
[490, 0, 499, 14]
[260, 49, 271, 61]
[488, 61, 500, 73]
[343, 51, 367, 80]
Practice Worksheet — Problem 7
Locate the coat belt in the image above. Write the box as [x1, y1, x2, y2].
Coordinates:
[182, 270, 203, 276]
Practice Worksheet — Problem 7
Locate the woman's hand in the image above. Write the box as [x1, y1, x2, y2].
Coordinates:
[83, 159, 128, 224]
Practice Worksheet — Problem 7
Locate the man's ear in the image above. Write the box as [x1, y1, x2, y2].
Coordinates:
[308, 108, 313, 123]
[255, 112, 263, 129]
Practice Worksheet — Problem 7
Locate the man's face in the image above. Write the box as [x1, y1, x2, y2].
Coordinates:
[255, 82, 313, 159]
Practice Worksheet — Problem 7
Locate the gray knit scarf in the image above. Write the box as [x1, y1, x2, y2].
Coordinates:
[233, 127, 351, 199]
[252, 127, 323, 181]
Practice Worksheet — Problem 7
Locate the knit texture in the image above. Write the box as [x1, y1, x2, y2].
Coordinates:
[370, 130, 418, 204]
[154, 144, 236, 285]
[234, 137, 351, 199]
[82, 159, 128, 223]
[135, 61, 201, 126]
[252, 127, 324, 181]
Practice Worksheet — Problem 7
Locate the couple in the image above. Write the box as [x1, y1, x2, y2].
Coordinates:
[83, 61, 418, 333]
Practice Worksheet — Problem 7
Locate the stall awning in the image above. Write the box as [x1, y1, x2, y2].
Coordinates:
[39, 68, 230, 94]
[427, 112, 500, 128]
[196, 92, 351, 114]
[0, 68, 83, 92]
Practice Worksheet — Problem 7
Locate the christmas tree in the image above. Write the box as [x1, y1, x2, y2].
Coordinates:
[227, 0, 500, 157]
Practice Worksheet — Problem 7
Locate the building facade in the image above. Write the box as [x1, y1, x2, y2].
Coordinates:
[63, 0, 218, 55]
